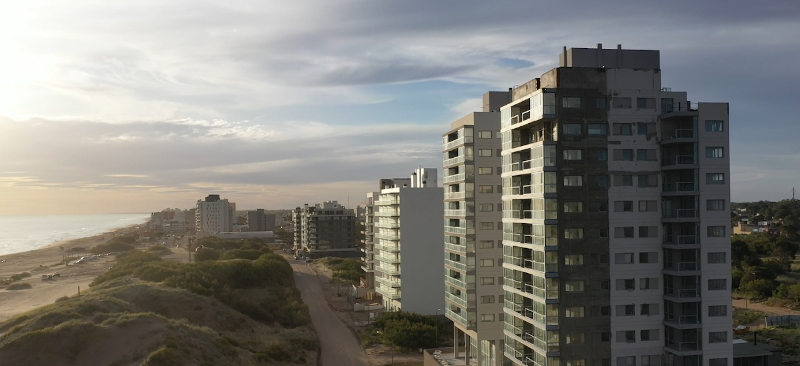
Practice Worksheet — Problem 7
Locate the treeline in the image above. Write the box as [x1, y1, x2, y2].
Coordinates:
[733, 199, 800, 240]
[732, 232, 800, 303]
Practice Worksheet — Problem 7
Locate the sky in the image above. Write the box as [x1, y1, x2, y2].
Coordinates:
[0, 0, 799, 214]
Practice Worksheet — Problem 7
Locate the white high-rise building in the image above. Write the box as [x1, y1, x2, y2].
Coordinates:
[372, 168, 444, 314]
[195, 194, 235, 234]
[500, 46, 731, 366]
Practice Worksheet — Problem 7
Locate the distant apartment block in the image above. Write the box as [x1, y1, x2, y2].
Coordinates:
[372, 168, 445, 314]
[195, 194, 235, 234]
[362, 178, 412, 290]
[500, 46, 731, 366]
[293, 201, 358, 256]
[442, 91, 509, 366]
[247, 209, 276, 232]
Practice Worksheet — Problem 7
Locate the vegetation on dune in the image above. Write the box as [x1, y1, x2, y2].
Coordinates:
[363, 312, 451, 350]
[90, 232, 139, 254]
[732, 232, 800, 304]
[6, 283, 32, 290]
[146, 245, 173, 256]
[0, 238, 317, 365]
[732, 309, 767, 326]
[319, 257, 365, 284]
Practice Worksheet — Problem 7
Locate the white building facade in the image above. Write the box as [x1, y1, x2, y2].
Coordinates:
[195, 194, 235, 234]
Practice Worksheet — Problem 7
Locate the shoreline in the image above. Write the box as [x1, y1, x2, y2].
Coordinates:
[0, 225, 147, 322]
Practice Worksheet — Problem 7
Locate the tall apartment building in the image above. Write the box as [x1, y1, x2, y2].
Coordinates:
[373, 168, 444, 314]
[293, 201, 358, 256]
[247, 209, 276, 232]
[500, 46, 731, 366]
[195, 194, 235, 234]
[442, 91, 509, 366]
[362, 178, 411, 290]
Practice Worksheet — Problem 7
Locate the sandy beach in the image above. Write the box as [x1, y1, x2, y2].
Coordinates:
[0, 226, 181, 322]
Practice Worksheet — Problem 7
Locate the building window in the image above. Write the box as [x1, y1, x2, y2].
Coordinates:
[637, 174, 658, 187]
[708, 305, 727, 317]
[478, 185, 493, 193]
[616, 304, 635, 316]
[479, 222, 494, 230]
[478, 167, 493, 175]
[636, 97, 656, 109]
[612, 97, 632, 109]
[564, 254, 584, 265]
[564, 201, 583, 213]
[709, 359, 728, 366]
[707, 199, 725, 210]
[564, 149, 583, 160]
[591, 175, 608, 188]
[478, 149, 492, 157]
[614, 227, 634, 238]
[639, 252, 658, 263]
[614, 201, 633, 212]
[479, 240, 494, 249]
[638, 200, 657, 212]
[480, 295, 495, 304]
[613, 123, 633, 135]
[640, 303, 659, 316]
[637, 122, 655, 135]
[596, 98, 607, 109]
[615, 253, 634, 264]
[564, 228, 584, 239]
[562, 97, 581, 108]
[564, 175, 583, 187]
[709, 279, 727, 290]
[661, 98, 674, 113]
[563, 123, 583, 136]
[588, 123, 607, 136]
[708, 225, 726, 237]
[616, 280, 632, 291]
[637, 149, 656, 161]
[480, 277, 494, 285]
[706, 173, 725, 184]
[709, 331, 728, 344]
[705, 146, 725, 158]
[613, 175, 633, 186]
[479, 203, 494, 212]
[613, 149, 634, 161]
[708, 252, 727, 264]
[615, 331, 636, 343]
[705, 120, 724, 132]
[565, 306, 585, 317]
[566, 333, 585, 345]
[640, 277, 658, 290]
[638, 226, 658, 238]
[640, 329, 659, 341]
[593, 149, 608, 161]
[478, 130, 493, 138]
[480, 314, 495, 322]
[565, 280, 585, 292]
[480, 259, 494, 267]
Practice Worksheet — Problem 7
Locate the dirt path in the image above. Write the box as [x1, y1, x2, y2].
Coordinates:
[291, 258, 368, 366]
[732, 298, 800, 316]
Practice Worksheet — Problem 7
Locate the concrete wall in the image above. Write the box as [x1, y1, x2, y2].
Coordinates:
[399, 187, 445, 315]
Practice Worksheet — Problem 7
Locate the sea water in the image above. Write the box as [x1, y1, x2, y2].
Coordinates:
[0, 214, 150, 256]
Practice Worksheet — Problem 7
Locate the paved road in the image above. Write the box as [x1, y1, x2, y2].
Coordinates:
[291, 260, 367, 366]
[733, 298, 800, 316]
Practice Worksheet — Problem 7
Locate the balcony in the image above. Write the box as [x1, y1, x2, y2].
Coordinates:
[663, 209, 698, 221]
[445, 291, 469, 308]
[374, 232, 400, 241]
[445, 275, 469, 290]
[444, 225, 473, 235]
[376, 253, 400, 264]
[662, 154, 696, 168]
[375, 197, 399, 206]
[664, 262, 699, 272]
[664, 288, 701, 301]
[445, 258, 470, 272]
[443, 173, 466, 184]
[376, 276, 401, 288]
[664, 342, 701, 354]
[443, 155, 471, 167]
[662, 129, 696, 143]
[664, 313, 701, 328]
[663, 234, 698, 246]
[444, 191, 473, 200]
[663, 182, 696, 194]
[444, 209, 467, 217]
[374, 209, 399, 217]
[443, 135, 473, 151]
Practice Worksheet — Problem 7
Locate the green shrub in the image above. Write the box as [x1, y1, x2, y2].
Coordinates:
[194, 248, 220, 262]
[10, 272, 31, 282]
[220, 249, 264, 260]
[6, 283, 32, 290]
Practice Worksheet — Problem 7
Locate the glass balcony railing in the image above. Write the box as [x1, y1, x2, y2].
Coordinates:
[443, 136, 473, 150]
[663, 182, 696, 193]
[443, 173, 466, 184]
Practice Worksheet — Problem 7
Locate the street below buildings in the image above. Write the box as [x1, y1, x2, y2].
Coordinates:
[291, 258, 368, 366]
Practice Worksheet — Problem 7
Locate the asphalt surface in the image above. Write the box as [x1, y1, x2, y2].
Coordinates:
[291, 259, 368, 366]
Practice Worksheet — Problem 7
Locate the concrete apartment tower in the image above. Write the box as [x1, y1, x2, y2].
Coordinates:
[195, 194, 235, 234]
[373, 168, 444, 314]
[362, 178, 411, 291]
[247, 209, 276, 232]
[500, 46, 731, 366]
[292, 201, 358, 256]
[442, 91, 510, 365]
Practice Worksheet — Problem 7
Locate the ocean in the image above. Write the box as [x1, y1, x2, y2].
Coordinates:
[0, 214, 150, 256]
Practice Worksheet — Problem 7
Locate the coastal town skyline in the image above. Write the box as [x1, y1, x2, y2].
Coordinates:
[1, 0, 799, 214]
